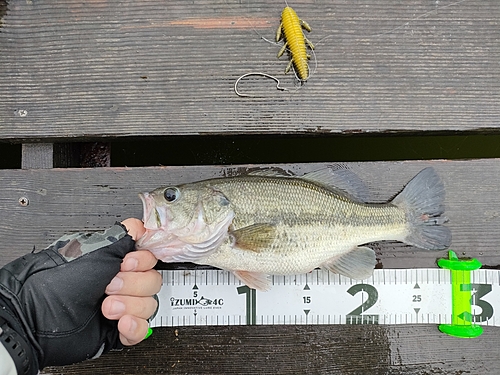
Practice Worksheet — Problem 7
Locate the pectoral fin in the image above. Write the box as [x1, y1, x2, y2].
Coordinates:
[230, 223, 276, 253]
[321, 246, 376, 280]
[234, 270, 271, 291]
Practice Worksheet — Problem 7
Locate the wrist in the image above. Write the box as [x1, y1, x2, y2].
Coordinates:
[0, 314, 38, 375]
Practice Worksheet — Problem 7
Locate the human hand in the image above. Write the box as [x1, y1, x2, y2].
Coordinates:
[0, 219, 159, 370]
[102, 218, 161, 346]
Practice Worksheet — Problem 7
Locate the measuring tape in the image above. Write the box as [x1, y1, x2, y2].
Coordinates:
[150, 251, 499, 338]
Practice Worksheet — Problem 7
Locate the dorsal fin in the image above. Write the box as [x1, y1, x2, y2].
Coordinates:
[247, 168, 291, 178]
[301, 165, 371, 203]
[247, 165, 371, 202]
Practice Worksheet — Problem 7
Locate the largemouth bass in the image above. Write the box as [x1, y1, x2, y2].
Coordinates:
[137, 167, 451, 290]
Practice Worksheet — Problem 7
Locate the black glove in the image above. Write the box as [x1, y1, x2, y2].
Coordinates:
[0, 223, 135, 373]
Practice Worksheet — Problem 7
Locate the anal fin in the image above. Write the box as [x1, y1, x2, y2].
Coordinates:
[321, 246, 376, 280]
[233, 270, 271, 291]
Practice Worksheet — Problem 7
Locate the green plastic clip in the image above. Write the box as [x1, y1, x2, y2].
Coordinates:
[437, 250, 483, 338]
[144, 327, 153, 340]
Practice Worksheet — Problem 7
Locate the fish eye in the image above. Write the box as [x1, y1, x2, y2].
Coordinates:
[163, 187, 180, 203]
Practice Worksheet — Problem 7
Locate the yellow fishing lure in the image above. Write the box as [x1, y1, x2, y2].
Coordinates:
[276, 6, 315, 81]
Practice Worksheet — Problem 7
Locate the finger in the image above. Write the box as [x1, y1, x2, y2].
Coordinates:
[121, 250, 158, 272]
[121, 218, 146, 241]
[106, 269, 162, 296]
[118, 315, 150, 346]
[102, 295, 158, 320]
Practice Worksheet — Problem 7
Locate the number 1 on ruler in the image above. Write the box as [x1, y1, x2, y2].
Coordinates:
[238, 286, 257, 325]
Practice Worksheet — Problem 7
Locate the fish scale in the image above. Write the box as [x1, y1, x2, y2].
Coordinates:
[138, 167, 451, 291]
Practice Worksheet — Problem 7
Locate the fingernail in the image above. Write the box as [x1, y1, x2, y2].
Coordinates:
[144, 327, 153, 340]
[109, 300, 126, 315]
[106, 276, 123, 293]
[122, 257, 138, 272]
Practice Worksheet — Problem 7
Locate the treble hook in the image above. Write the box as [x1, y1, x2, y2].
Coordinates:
[234, 72, 288, 98]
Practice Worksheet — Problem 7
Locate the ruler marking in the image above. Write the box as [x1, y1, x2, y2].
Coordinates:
[154, 269, 500, 329]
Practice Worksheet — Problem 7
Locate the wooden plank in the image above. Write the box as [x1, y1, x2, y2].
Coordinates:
[21, 143, 53, 169]
[1, 159, 498, 374]
[43, 325, 499, 374]
[1, 159, 499, 267]
[1, 0, 499, 141]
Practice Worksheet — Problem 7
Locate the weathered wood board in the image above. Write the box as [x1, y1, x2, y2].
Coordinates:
[1, 159, 499, 373]
[44, 325, 499, 374]
[2, 160, 499, 267]
[1, 0, 499, 141]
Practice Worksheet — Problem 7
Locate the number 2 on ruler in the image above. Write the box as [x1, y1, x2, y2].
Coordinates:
[237, 283, 381, 324]
[236, 282, 495, 325]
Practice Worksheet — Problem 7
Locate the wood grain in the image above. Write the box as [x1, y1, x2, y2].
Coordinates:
[1, 0, 499, 141]
[43, 324, 500, 374]
[21, 143, 53, 169]
[2, 160, 499, 267]
[1, 159, 499, 374]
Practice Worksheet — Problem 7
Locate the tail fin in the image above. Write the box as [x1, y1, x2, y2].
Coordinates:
[392, 167, 451, 250]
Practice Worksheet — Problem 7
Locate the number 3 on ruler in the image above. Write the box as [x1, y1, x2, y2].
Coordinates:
[467, 284, 494, 322]
[236, 282, 493, 326]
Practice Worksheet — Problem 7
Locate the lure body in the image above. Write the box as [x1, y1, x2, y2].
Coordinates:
[276, 6, 314, 81]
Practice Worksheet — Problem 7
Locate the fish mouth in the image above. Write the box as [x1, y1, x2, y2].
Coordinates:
[139, 192, 164, 230]
[136, 191, 235, 261]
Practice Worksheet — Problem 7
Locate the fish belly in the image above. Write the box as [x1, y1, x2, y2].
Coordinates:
[193, 177, 408, 274]
[198, 218, 407, 275]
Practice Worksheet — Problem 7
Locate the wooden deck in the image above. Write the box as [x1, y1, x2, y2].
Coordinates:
[1, 0, 499, 138]
[2, 160, 500, 269]
[1, 160, 500, 374]
[1, 0, 500, 373]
